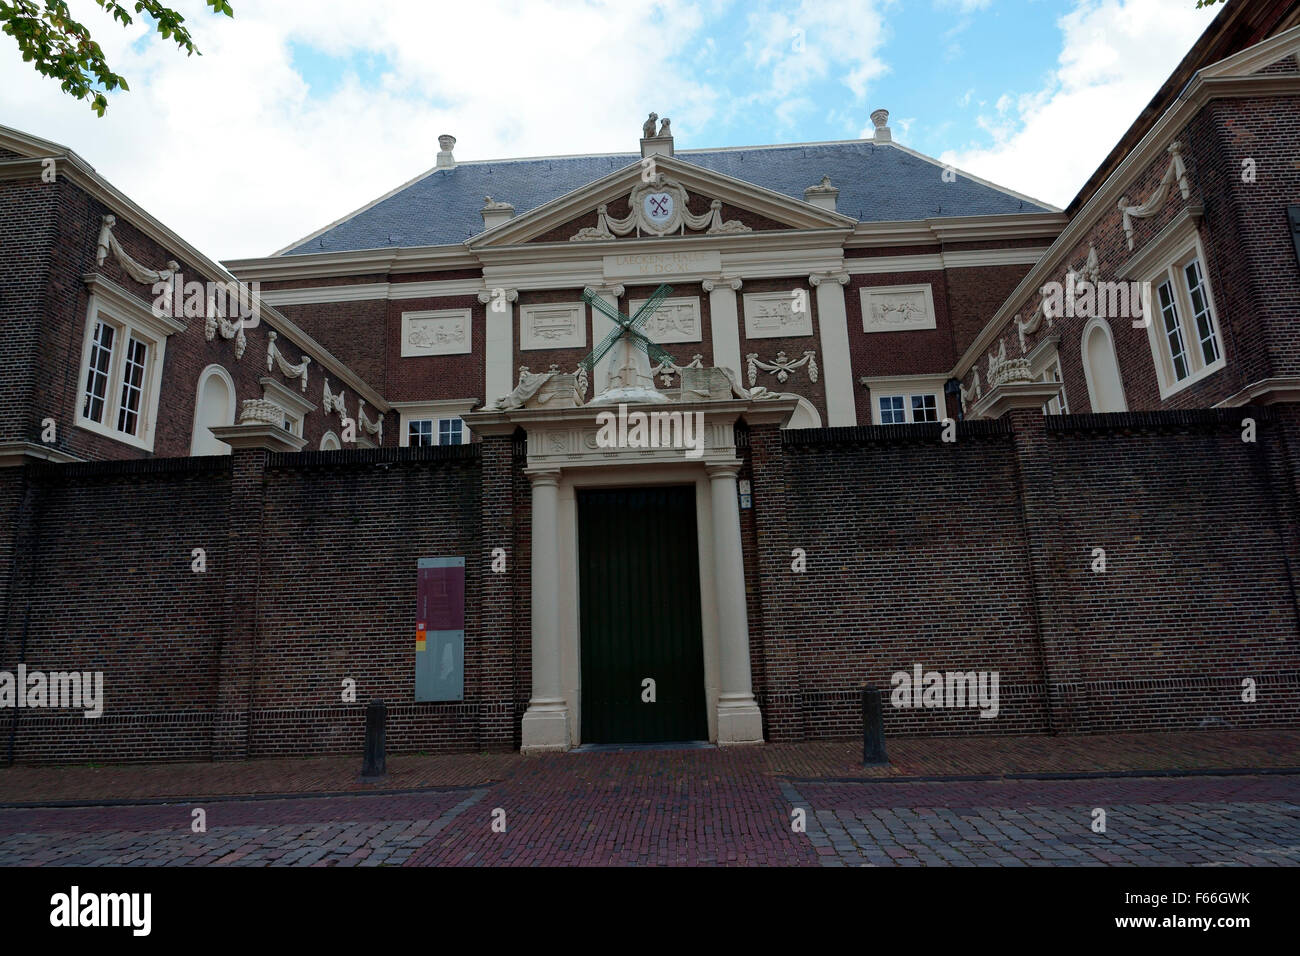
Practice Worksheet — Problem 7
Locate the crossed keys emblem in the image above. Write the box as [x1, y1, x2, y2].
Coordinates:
[648, 195, 670, 217]
[578, 283, 676, 373]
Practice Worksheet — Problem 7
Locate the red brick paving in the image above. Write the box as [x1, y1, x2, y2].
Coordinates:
[3, 730, 1297, 805]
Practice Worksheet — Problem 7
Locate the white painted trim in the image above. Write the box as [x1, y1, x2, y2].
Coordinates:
[846, 253, 944, 275]
[395, 399, 477, 447]
[1080, 317, 1129, 413]
[400, 308, 473, 356]
[1139, 231, 1225, 401]
[1199, 22, 1300, 78]
[864, 376, 947, 425]
[859, 283, 937, 333]
[74, 285, 173, 452]
[260, 283, 391, 305]
[189, 364, 236, 456]
[954, 70, 1300, 378]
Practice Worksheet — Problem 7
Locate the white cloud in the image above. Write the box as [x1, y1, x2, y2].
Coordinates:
[0, 0, 721, 258]
[940, 0, 1213, 209]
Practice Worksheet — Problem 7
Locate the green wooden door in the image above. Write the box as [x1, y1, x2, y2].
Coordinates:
[578, 486, 708, 744]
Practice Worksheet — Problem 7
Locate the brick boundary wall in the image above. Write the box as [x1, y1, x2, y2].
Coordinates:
[2, 405, 1299, 762]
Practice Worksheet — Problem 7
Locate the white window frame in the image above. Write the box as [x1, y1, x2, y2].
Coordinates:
[861, 375, 947, 425]
[1025, 335, 1068, 415]
[1141, 234, 1225, 399]
[259, 376, 316, 439]
[393, 399, 476, 447]
[76, 276, 183, 452]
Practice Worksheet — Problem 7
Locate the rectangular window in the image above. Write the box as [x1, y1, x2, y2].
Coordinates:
[879, 395, 905, 425]
[438, 418, 463, 445]
[115, 336, 148, 436]
[1157, 279, 1190, 382]
[910, 394, 938, 423]
[82, 321, 115, 424]
[408, 419, 434, 447]
[1041, 358, 1068, 415]
[1182, 258, 1220, 367]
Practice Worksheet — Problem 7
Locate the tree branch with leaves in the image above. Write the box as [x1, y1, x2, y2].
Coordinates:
[0, 0, 233, 116]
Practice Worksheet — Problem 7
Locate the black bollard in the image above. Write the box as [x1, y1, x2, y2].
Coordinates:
[861, 685, 889, 766]
[361, 699, 387, 779]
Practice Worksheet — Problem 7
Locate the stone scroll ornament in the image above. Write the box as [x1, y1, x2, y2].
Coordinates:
[746, 350, 818, 387]
[960, 369, 982, 414]
[323, 377, 348, 421]
[1117, 142, 1190, 251]
[266, 331, 311, 391]
[570, 174, 751, 240]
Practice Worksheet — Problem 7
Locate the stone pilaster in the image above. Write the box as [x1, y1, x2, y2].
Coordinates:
[809, 271, 856, 426]
[520, 467, 570, 751]
[703, 276, 743, 385]
[707, 461, 764, 744]
[478, 288, 518, 407]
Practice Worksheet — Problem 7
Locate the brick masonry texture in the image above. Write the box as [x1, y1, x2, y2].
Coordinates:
[4, 407, 1299, 762]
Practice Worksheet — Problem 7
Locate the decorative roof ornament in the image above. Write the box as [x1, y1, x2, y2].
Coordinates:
[642, 112, 658, 138]
[569, 174, 750, 241]
[1117, 142, 1189, 250]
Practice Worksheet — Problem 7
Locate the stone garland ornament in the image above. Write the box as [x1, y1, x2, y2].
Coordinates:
[95, 215, 181, 289]
[1117, 142, 1190, 251]
[1017, 244, 1102, 353]
[205, 305, 247, 359]
[570, 174, 751, 241]
[650, 353, 705, 387]
[746, 350, 818, 387]
[266, 331, 310, 391]
[575, 364, 589, 399]
[357, 398, 384, 445]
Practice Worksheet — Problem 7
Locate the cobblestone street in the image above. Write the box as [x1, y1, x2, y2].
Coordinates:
[1, 733, 1297, 867]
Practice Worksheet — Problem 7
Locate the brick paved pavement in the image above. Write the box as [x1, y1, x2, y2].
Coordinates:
[0, 737, 1296, 867]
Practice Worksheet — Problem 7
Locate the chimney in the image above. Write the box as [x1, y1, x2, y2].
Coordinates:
[870, 109, 891, 144]
[480, 196, 515, 231]
[803, 175, 839, 212]
[436, 133, 457, 169]
[640, 112, 674, 159]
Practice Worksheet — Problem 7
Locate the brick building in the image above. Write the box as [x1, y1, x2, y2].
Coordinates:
[1, 0, 1298, 761]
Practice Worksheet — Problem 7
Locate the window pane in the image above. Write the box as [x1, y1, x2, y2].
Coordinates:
[1157, 280, 1189, 381]
[438, 418, 463, 446]
[115, 336, 147, 435]
[1182, 258, 1220, 366]
[910, 393, 938, 423]
[408, 419, 434, 447]
[879, 395, 905, 425]
[82, 321, 115, 423]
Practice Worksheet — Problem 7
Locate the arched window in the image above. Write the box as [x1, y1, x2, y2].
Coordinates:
[781, 394, 823, 429]
[320, 431, 341, 451]
[1081, 318, 1127, 413]
[190, 364, 236, 455]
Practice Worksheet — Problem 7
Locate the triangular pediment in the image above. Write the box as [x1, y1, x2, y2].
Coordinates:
[468, 154, 855, 248]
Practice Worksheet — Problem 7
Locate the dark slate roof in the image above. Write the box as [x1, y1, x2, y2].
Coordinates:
[281, 140, 1055, 256]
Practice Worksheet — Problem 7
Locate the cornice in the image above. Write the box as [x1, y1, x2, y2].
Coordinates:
[954, 69, 1300, 379]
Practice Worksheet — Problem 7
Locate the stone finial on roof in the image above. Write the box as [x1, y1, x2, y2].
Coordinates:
[480, 195, 516, 230]
[803, 175, 839, 212]
[437, 133, 457, 169]
[641, 112, 674, 159]
[870, 109, 891, 144]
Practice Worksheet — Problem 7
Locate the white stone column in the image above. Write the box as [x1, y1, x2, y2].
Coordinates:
[478, 287, 517, 406]
[809, 271, 857, 426]
[707, 461, 763, 745]
[703, 276, 743, 384]
[590, 284, 625, 394]
[521, 468, 570, 752]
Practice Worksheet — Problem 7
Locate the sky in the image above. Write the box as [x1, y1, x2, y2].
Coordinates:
[0, 0, 1219, 260]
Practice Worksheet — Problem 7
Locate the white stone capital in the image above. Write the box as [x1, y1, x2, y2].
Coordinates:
[702, 276, 743, 292]
[809, 270, 850, 287]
